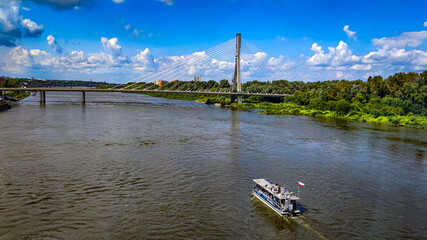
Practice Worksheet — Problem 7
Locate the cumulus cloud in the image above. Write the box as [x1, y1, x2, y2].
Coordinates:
[350, 64, 372, 71]
[8, 46, 31, 68]
[306, 41, 362, 70]
[1, 36, 136, 75]
[306, 40, 427, 72]
[132, 48, 157, 71]
[20, 18, 43, 36]
[0, 0, 43, 46]
[47, 34, 62, 54]
[101, 37, 122, 56]
[343, 25, 357, 40]
[372, 31, 427, 49]
[267, 55, 295, 70]
[305, 24, 427, 79]
[362, 48, 427, 68]
[306, 41, 362, 68]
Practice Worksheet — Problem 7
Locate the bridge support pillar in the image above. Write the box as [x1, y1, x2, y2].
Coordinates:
[82, 91, 85, 104]
[39, 91, 46, 103]
[231, 33, 242, 104]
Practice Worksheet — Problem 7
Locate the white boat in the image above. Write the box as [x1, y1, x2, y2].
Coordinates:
[251, 178, 301, 216]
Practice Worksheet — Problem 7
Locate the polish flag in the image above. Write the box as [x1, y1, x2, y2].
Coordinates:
[299, 181, 305, 187]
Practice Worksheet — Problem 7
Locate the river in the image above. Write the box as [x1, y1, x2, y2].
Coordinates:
[0, 92, 426, 239]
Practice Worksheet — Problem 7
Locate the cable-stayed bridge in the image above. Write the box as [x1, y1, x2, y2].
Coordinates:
[0, 34, 305, 104]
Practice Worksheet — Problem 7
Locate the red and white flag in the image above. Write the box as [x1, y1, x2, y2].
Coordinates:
[299, 181, 305, 187]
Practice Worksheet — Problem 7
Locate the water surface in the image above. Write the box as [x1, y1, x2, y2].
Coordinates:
[0, 92, 426, 239]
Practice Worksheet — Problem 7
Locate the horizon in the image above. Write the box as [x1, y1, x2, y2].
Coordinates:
[0, 0, 426, 83]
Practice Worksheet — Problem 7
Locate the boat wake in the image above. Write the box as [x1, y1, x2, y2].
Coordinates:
[287, 216, 327, 240]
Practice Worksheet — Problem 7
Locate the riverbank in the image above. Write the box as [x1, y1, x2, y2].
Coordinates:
[232, 102, 427, 129]
[4, 91, 30, 101]
[143, 93, 427, 128]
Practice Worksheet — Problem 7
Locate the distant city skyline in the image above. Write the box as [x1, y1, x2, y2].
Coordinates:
[0, 0, 426, 83]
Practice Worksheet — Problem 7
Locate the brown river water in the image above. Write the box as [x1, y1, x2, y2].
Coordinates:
[0, 92, 426, 239]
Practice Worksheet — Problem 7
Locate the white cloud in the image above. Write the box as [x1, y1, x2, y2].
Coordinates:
[372, 31, 427, 49]
[363, 48, 427, 68]
[306, 43, 331, 66]
[307, 41, 362, 69]
[158, 0, 174, 5]
[343, 25, 357, 40]
[0, 0, 43, 46]
[132, 48, 157, 71]
[305, 25, 427, 81]
[424, 21, 427, 28]
[124, 24, 130, 30]
[112, 0, 125, 3]
[350, 64, 372, 71]
[21, 7, 30, 11]
[101, 37, 122, 56]
[20, 18, 43, 35]
[276, 35, 287, 41]
[8, 46, 31, 68]
[268, 55, 295, 70]
[46, 34, 63, 54]
[2, 37, 134, 74]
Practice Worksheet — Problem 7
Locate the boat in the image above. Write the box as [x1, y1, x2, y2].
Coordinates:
[0, 101, 11, 111]
[251, 178, 301, 216]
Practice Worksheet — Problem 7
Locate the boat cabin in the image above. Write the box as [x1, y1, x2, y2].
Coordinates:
[252, 178, 300, 216]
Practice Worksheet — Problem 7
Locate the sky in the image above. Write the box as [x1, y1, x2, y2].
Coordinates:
[0, 0, 426, 83]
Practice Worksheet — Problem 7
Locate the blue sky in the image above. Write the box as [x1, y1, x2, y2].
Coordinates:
[0, 0, 426, 83]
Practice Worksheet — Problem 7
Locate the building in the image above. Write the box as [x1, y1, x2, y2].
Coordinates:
[171, 79, 179, 82]
[194, 75, 201, 82]
[154, 80, 168, 87]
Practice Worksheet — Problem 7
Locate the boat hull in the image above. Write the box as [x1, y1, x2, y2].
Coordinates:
[0, 103, 11, 112]
[252, 190, 290, 216]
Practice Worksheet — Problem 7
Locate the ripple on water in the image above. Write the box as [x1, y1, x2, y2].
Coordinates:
[0, 92, 426, 239]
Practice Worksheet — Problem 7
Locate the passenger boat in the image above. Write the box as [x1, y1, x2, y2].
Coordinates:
[0, 101, 11, 111]
[251, 178, 301, 216]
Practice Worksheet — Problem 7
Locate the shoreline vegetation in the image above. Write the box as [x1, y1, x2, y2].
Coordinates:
[134, 71, 427, 129]
[1, 71, 426, 128]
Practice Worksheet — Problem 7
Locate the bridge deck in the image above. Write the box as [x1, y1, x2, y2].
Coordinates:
[0, 88, 289, 97]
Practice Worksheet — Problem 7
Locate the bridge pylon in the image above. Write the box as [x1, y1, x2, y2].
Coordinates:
[231, 33, 242, 103]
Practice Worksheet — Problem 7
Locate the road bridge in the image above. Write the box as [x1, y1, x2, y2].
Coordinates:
[0, 34, 303, 104]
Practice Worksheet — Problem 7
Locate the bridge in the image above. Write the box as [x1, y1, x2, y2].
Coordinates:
[0, 34, 304, 104]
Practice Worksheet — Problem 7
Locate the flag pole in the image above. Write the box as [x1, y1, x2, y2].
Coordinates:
[298, 184, 300, 198]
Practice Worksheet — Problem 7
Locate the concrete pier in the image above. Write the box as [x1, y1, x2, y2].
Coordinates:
[82, 91, 85, 104]
[0, 91, 4, 101]
[231, 33, 242, 104]
[40, 91, 46, 103]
